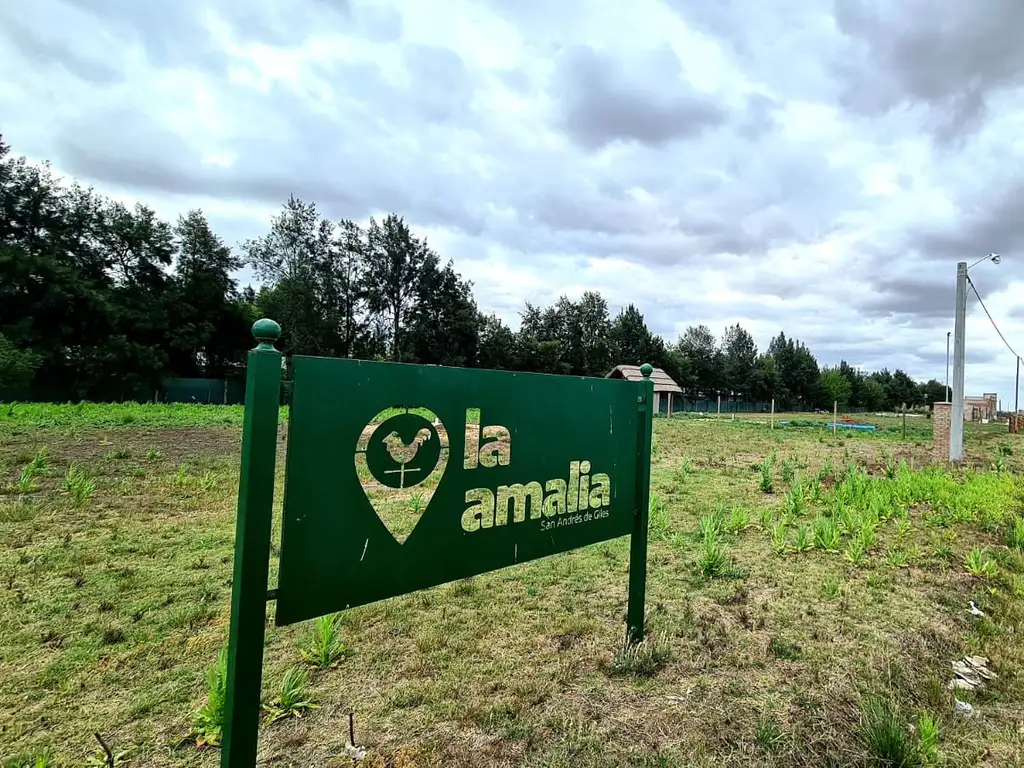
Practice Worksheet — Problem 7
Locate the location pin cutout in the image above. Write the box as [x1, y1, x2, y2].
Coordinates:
[354, 407, 449, 545]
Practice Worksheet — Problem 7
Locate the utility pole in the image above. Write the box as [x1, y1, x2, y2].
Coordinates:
[950, 262, 968, 461]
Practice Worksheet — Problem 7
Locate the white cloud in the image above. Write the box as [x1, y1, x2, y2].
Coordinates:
[2, 0, 1023, 401]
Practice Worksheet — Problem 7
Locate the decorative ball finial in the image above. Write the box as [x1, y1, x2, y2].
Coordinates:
[252, 318, 281, 347]
[640, 363, 654, 378]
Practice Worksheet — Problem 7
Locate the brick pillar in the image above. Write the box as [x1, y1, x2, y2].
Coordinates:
[933, 402, 951, 462]
[1010, 414, 1021, 434]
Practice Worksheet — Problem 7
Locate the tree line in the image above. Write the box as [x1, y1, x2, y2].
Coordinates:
[0, 136, 945, 410]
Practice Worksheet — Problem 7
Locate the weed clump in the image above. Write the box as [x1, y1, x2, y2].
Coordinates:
[607, 633, 673, 677]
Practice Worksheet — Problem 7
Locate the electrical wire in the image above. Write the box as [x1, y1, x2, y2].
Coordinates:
[966, 275, 1021, 361]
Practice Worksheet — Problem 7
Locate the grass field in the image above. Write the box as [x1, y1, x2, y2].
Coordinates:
[2, 403, 1024, 766]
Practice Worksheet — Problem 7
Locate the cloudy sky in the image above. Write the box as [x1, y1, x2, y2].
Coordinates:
[2, 0, 1023, 401]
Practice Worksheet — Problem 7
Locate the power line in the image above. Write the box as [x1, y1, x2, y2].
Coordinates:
[966, 275, 1021, 360]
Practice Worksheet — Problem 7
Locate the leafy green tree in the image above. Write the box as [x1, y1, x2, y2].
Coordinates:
[889, 369, 920, 410]
[363, 214, 430, 361]
[920, 379, 947, 405]
[721, 323, 758, 399]
[407, 255, 479, 367]
[168, 210, 248, 377]
[861, 378, 888, 411]
[0, 333, 41, 388]
[610, 304, 659, 367]
[821, 367, 853, 407]
[750, 353, 781, 404]
[476, 313, 517, 370]
[676, 325, 722, 398]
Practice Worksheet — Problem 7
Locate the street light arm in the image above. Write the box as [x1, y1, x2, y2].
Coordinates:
[968, 253, 1001, 270]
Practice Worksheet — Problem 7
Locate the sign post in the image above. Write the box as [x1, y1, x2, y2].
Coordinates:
[220, 320, 654, 765]
[222, 320, 282, 768]
[626, 364, 654, 643]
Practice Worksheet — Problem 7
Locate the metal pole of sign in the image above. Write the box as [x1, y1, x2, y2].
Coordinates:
[833, 401, 837, 436]
[626, 363, 655, 644]
[221, 320, 283, 768]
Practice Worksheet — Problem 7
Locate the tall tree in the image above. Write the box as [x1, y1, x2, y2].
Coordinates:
[407, 255, 479, 367]
[610, 304, 659, 366]
[0, 333, 41, 388]
[676, 324, 722, 397]
[168, 210, 248, 377]
[363, 214, 429, 360]
[721, 323, 758, 399]
[242, 196, 338, 356]
[477, 313, 517, 370]
[821, 367, 853, 408]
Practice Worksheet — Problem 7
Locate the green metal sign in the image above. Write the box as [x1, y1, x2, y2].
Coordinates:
[221, 320, 654, 767]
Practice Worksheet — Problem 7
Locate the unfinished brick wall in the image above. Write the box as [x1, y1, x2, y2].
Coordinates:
[933, 402, 951, 462]
[1010, 414, 1022, 434]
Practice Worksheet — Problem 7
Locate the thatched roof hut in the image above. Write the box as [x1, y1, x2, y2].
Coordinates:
[606, 365, 682, 414]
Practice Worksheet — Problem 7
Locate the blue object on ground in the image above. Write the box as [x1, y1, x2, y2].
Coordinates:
[826, 423, 876, 431]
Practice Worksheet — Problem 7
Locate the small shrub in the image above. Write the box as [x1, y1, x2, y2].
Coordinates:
[859, 696, 920, 768]
[887, 547, 910, 569]
[175, 463, 189, 487]
[758, 453, 777, 494]
[63, 463, 97, 506]
[608, 633, 673, 677]
[697, 510, 723, 541]
[696, 537, 731, 579]
[199, 471, 219, 492]
[793, 524, 812, 553]
[812, 516, 840, 551]
[145, 448, 163, 461]
[649, 494, 670, 540]
[965, 547, 998, 580]
[845, 537, 868, 566]
[770, 523, 788, 554]
[768, 636, 801, 661]
[822, 575, 841, 599]
[759, 507, 774, 530]
[27, 447, 48, 474]
[1006, 517, 1024, 551]
[781, 458, 796, 484]
[784, 484, 805, 520]
[409, 492, 425, 515]
[263, 667, 318, 724]
[725, 507, 751, 534]
[754, 718, 784, 753]
[918, 712, 940, 764]
[300, 614, 346, 669]
[193, 648, 228, 747]
[15, 464, 40, 493]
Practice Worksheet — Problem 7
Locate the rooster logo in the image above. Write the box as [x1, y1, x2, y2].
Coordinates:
[380, 427, 433, 488]
[355, 408, 449, 545]
[356, 408, 447, 493]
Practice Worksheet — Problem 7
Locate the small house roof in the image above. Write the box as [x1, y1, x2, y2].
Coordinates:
[606, 364, 683, 394]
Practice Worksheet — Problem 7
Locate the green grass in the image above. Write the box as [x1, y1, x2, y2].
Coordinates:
[1, 408, 1023, 765]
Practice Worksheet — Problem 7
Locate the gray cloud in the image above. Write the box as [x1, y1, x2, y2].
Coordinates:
[832, 0, 1024, 141]
[551, 45, 728, 150]
[2, 0, 1023, 396]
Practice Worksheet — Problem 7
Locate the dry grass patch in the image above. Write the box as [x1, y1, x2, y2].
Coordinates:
[1, 405, 1023, 765]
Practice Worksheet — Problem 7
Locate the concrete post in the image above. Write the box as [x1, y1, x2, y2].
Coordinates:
[950, 262, 967, 461]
